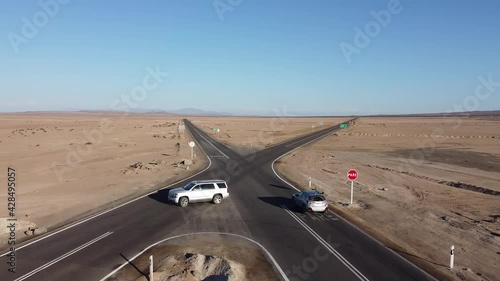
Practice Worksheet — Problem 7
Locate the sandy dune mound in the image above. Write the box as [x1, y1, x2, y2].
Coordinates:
[138, 253, 245, 281]
[109, 234, 279, 281]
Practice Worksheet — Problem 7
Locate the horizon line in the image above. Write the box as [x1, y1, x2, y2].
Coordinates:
[1, 109, 499, 118]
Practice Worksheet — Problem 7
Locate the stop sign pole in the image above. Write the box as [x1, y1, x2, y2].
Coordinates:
[347, 169, 358, 205]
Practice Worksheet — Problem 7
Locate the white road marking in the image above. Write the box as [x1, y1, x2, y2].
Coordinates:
[99, 232, 289, 281]
[303, 211, 339, 222]
[188, 124, 230, 159]
[0, 123, 213, 257]
[14, 232, 113, 281]
[282, 205, 369, 281]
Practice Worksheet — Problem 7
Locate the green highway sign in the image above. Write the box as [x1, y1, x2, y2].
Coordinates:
[340, 124, 348, 129]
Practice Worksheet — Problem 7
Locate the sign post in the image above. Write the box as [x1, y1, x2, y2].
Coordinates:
[347, 169, 358, 205]
[189, 141, 196, 160]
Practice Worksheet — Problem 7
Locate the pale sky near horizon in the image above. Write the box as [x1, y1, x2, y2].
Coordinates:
[1, 0, 499, 115]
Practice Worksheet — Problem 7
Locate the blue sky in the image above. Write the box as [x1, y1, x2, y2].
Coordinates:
[1, 0, 499, 115]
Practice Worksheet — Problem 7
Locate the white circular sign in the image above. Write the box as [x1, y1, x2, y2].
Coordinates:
[189, 141, 195, 148]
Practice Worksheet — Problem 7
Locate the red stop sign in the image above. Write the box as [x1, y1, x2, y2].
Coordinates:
[347, 169, 358, 181]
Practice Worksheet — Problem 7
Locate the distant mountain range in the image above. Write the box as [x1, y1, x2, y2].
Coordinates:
[109, 108, 232, 116]
[166, 108, 232, 116]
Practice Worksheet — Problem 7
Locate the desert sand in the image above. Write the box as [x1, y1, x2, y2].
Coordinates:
[0, 113, 206, 247]
[275, 117, 500, 281]
[106, 233, 280, 281]
[191, 116, 350, 154]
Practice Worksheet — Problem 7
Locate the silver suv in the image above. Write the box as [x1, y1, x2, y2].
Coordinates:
[292, 190, 328, 213]
[168, 180, 229, 207]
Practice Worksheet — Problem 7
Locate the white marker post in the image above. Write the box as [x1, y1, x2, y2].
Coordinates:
[189, 141, 196, 160]
[149, 255, 154, 280]
[450, 245, 454, 269]
[308, 177, 312, 188]
[347, 169, 358, 205]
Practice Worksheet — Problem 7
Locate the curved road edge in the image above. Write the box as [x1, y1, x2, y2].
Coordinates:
[99, 232, 290, 281]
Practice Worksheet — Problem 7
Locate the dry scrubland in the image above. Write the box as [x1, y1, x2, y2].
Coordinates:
[107, 234, 279, 281]
[192, 116, 350, 153]
[275, 117, 500, 281]
[0, 113, 206, 247]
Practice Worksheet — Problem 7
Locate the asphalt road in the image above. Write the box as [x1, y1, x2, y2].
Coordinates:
[0, 119, 437, 281]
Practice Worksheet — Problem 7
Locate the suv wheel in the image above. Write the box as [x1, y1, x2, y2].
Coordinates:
[179, 197, 189, 207]
[212, 194, 222, 204]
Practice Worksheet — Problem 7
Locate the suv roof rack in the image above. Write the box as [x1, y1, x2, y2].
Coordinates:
[193, 179, 226, 184]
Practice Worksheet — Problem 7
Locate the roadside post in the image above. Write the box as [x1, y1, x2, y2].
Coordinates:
[450, 245, 454, 269]
[149, 255, 154, 280]
[347, 169, 358, 205]
[308, 177, 312, 188]
[189, 141, 196, 160]
[217, 128, 220, 138]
